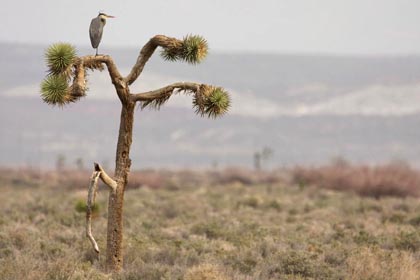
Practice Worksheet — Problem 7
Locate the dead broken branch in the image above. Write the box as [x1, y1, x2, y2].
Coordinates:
[86, 170, 101, 253]
[86, 163, 117, 254]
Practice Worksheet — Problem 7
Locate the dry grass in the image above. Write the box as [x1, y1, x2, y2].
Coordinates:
[184, 264, 229, 280]
[0, 167, 419, 279]
[347, 247, 419, 280]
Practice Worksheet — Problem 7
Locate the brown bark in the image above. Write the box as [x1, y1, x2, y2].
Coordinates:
[105, 100, 135, 272]
[105, 186, 124, 271]
[78, 54, 135, 272]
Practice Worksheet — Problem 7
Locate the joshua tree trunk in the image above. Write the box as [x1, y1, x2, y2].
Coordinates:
[41, 35, 230, 273]
[106, 102, 135, 271]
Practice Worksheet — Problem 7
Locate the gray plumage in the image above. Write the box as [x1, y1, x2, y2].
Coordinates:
[89, 13, 114, 56]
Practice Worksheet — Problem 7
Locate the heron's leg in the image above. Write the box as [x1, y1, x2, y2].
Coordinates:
[95, 48, 98, 56]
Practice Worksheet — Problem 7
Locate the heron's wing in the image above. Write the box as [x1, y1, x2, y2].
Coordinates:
[89, 18, 103, 49]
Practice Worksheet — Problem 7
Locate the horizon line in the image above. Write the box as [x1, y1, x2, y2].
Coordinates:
[2, 40, 420, 58]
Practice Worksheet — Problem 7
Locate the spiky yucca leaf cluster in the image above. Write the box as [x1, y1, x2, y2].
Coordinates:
[40, 75, 70, 106]
[161, 35, 208, 64]
[182, 35, 208, 64]
[41, 43, 78, 106]
[45, 43, 76, 77]
[194, 86, 230, 118]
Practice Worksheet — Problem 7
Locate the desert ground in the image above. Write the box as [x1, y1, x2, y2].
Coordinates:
[0, 163, 419, 279]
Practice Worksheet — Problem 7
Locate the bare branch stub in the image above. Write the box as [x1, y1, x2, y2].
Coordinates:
[94, 162, 117, 190]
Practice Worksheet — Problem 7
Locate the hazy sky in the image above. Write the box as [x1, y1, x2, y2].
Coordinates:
[1, 0, 419, 54]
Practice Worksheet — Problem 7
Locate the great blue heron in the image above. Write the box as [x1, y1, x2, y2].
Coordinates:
[89, 13, 115, 56]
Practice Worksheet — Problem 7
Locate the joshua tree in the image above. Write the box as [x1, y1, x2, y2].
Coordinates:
[75, 157, 85, 171]
[56, 154, 66, 171]
[253, 147, 274, 171]
[40, 35, 230, 272]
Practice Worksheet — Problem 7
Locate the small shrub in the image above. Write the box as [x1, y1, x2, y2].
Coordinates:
[118, 264, 172, 280]
[393, 203, 410, 212]
[408, 215, 420, 226]
[191, 221, 226, 240]
[228, 254, 259, 274]
[394, 231, 420, 252]
[288, 208, 298, 216]
[353, 230, 378, 246]
[184, 264, 228, 280]
[44, 260, 76, 280]
[75, 199, 100, 214]
[267, 199, 283, 211]
[280, 252, 316, 277]
[266, 251, 334, 279]
[240, 196, 262, 208]
[324, 250, 347, 266]
[160, 203, 180, 219]
[383, 213, 406, 224]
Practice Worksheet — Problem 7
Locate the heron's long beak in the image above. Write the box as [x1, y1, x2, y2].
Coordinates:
[106, 15, 115, 18]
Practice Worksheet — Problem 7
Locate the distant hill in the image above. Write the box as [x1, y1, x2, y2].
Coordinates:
[1, 43, 420, 168]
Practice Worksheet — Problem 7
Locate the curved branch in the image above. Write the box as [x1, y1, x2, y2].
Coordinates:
[80, 55, 123, 83]
[79, 55, 128, 102]
[125, 35, 183, 85]
[86, 170, 101, 253]
[85, 163, 117, 254]
[130, 82, 201, 102]
[131, 82, 230, 118]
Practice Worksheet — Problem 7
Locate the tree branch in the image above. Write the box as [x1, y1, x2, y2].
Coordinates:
[125, 35, 183, 85]
[80, 55, 123, 83]
[79, 55, 128, 102]
[94, 162, 117, 191]
[130, 82, 201, 102]
[86, 170, 101, 253]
